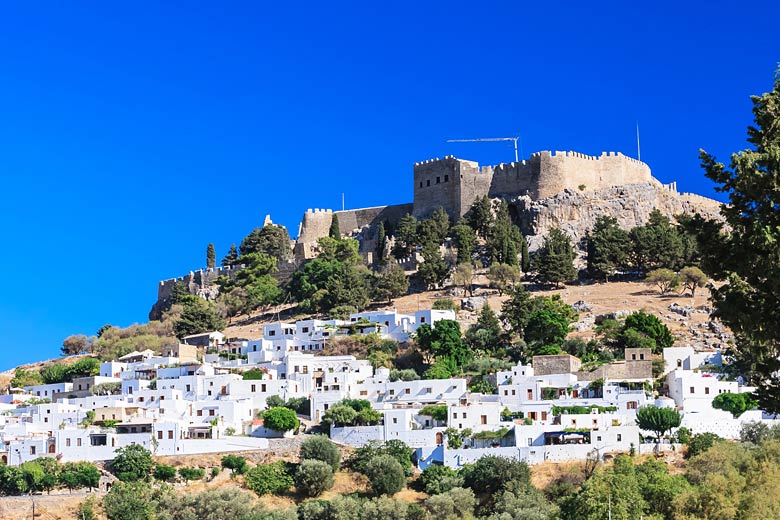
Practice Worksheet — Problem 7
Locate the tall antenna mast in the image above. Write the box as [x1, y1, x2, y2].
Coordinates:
[447, 136, 520, 162]
[636, 122, 641, 161]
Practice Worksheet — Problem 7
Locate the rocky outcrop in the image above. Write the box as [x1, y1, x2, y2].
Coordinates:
[510, 181, 723, 251]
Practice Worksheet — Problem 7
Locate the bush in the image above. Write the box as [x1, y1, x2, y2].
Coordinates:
[103, 481, 155, 520]
[300, 435, 341, 471]
[389, 368, 420, 382]
[712, 392, 758, 418]
[221, 455, 248, 474]
[110, 444, 153, 482]
[178, 467, 205, 481]
[686, 432, 723, 459]
[153, 464, 177, 482]
[365, 455, 405, 496]
[295, 459, 334, 497]
[424, 487, 476, 520]
[210, 467, 220, 478]
[417, 464, 463, 495]
[432, 298, 458, 312]
[262, 407, 300, 432]
[245, 461, 294, 496]
[461, 455, 530, 497]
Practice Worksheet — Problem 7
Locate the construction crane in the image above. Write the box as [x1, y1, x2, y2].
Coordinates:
[446, 136, 521, 162]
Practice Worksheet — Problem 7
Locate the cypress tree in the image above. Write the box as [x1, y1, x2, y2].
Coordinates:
[206, 243, 216, 269]
[520, 235, 530, 272]
[329, 214, 341, 239]
[221, 244, 239, 267]
[375, 222, 386, 265]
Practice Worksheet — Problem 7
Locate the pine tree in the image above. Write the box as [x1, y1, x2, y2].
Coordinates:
[520, 235, 530, 272]
[587, 215, 630, 281]
[488, 200, 520, 266]
[375, 222, 386, 265]
[699, 71, 780, 413]
[467, 196, 493, 239]
[452, 223, 476, 265]
[535, 228, 577, 288]
[206, 243, 216, 269]
[221, 244, 239, 267]
[329, 214, 341, 239]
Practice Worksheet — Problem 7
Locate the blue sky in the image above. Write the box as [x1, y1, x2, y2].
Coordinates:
[1, 2, 777, 370]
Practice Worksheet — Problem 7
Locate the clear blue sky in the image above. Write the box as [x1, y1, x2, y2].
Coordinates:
[1, 2, 777, 370]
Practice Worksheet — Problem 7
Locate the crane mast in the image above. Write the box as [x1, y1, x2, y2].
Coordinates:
[446, 136, 520, 162]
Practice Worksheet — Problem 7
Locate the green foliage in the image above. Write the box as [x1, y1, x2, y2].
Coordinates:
[487, 263, 521, 296]
[469, 376, 497, 394]
[392, 214, 420, 259]
[443, 427, 473, 449]
[245, 461, 294, 496]
[375, 221, 387, 265]
[586, 215, 631, 281]
[415, 320, 471, 369]
[467, 195, 494, 239]
[178, 467, 206, 481]
[419, 405, 448, 422]
[425, 360, 454, 379]
[635, 405, 681, 441]
[524, 295, 578, 349]
[206, 243, 216, 269]
[173, 294, 226, 338]
[300, 435, 341, 471]
[111, 444, 153, 482]
[373, 263, 409, 303]
[622, 311, 674, 353]
[679, 266, 708, 296]
[40, 357, 100, 384]
[240, 225, 292, 261]
[154, 464, 177, 482]
[685, 432, 723, 459]
[471, 427, 510, 441]
[520, 235, 530, 273]
[417, 464, 463, 495]
[0, 465, 29, 495]
[290, 237, 371, 314]
[630, 209, 686, 271]
[320, 399, 380, 432]
[295, 459, 335, 497]
[418, 242, 450, 289]
[534, 228, 577, 287]
[712, 392, 758, 417]
[462, 455, 530, 498]
[156, 487, 264, 520]
[432, 298, 458, 312]
[551, 405, 616, 415]
[61, 334, 96, 356]
[221, 243, 240, 267]
[466, 304, 504, 356]
[221, 454, 248, 474]
[76, 496, 98, 520]
[329, 214, 341, 239]
[103, 481, 157, 520]
[10, 367, 42, 388]
[740, 421, 780, 444]
[262, 407, 300, 432]
[242, 368, 267, 380]
[424, 487, 476, 520]
[59, 462, 100, 491]
[645, 268, 681, 295]
[389, 368, 420, 381]
[488, 200, 522, 266]
[365, 455, 406, 496]
[347, 440, 414, 476]
[452, 222, 476, 264]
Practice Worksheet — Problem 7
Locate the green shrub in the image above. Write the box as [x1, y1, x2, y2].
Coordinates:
[295, 459, 334, 497]
[178, 467, 205, 481]
[462, 455, 530, 497]
[153, 464, 177, 482]
[419, 405, 448, 422]
[221, 455, 247, 474]
[245, 461, 294, 496]
[424, 487, 476, 520]
[262, 407, 300, 432]
[103, 481, 155, 520]
[686, 433, 723, 459]
[432, 298, 458, 312]
[210, 466, 220, 478]
[300, 435, 341, 471]
[417, 464, 463, 495]
[365, 455, 405, 496]
[110, 444, 153, 482]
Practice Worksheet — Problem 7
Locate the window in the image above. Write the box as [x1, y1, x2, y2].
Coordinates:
[419, 182, 423, 188]
[527, 389, 533, 400]
[677, 359, 683, 368]
[640, 353, 645, 360]
[168, 430, 173, 439]
[453, 413, 458, 418]
[541, 411, 548, 421]
[30, 446, 36, 455]
[209, 409, 215, 416]
[302, 327, 309, 333]
[66, 438, 71, 447]
[426, 180, 430, 187]
[705, 387, 710, 395]
[512, 389, 516, 396]
[389, 389, 395, 395]
[444, 174, 449, 182]
[617, 434, 622, 442]
[392, 417, 397, 424]
[186, 385, 191, 392]
[420, 317, 426, 323]
[158, 431, 163, 440]
[627, 401, 638, 409]
[77, 438, 82, 447]
[690, 387, 695, 394]
[527, 437, 533, 445]
[405, 388, 410, 395]
[597, 436, 602, 441]
[269, 330, 276, 336]
[251, 385, 256, 392]
[462, 413, 467, 419]
[261, 384, 267, 392]
[197, 410, 203, 416]
[632, 354, 636, 360]
[360, 390, 368, 396]
[504, 390, 509, 396]
[436, 176, 440, 184]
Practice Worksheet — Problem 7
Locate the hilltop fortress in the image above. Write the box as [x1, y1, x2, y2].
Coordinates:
[294, 149, 719, 258]
[153, 148, 721, 315]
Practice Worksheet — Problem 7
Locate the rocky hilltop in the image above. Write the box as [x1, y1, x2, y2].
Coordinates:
[512, 181, 723, 250]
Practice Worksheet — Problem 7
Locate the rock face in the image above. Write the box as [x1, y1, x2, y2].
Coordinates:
[510, 181, 723, 251]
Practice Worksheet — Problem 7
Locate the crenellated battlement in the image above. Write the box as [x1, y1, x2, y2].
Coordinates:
[412, 149, 652, 219]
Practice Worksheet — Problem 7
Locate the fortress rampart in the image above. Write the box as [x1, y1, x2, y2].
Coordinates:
[413, 150, 652, 219]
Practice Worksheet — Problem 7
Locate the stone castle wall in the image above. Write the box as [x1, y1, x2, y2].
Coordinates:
[412, 151, 652, 219]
